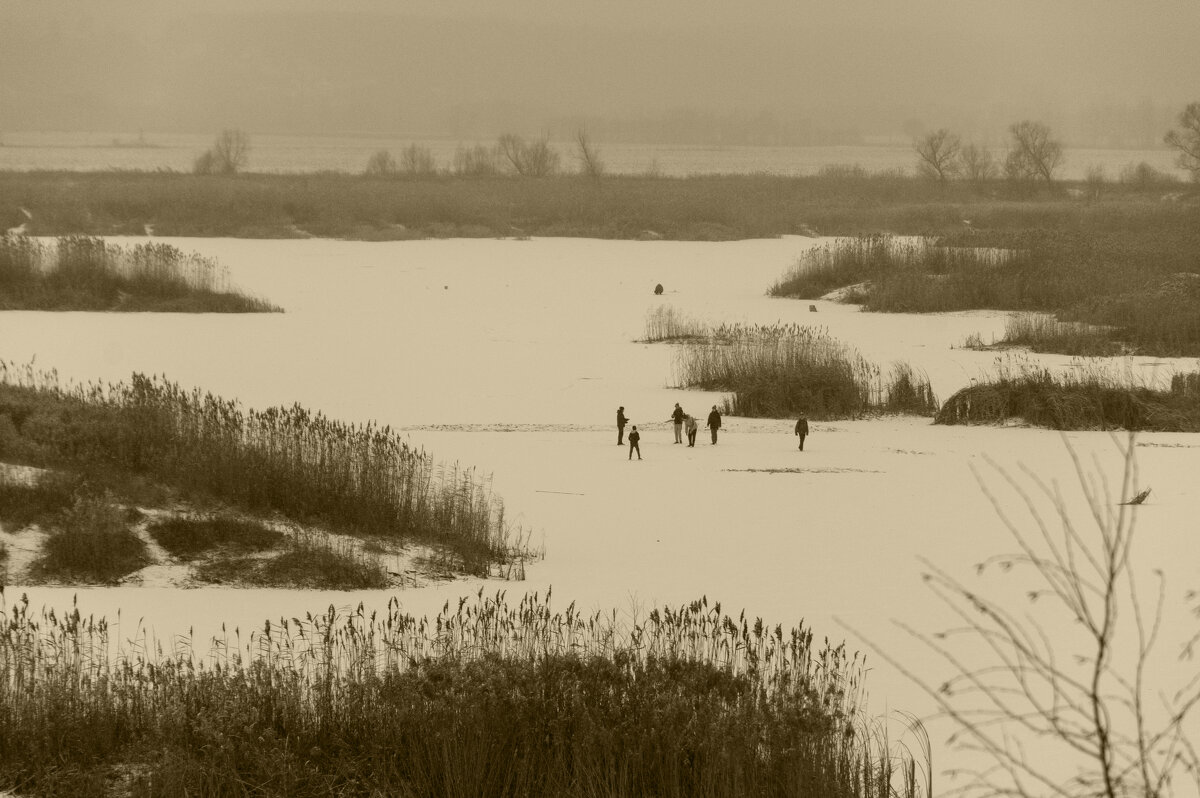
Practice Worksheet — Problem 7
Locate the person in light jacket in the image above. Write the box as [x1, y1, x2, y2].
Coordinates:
[684, 414, 698, 447]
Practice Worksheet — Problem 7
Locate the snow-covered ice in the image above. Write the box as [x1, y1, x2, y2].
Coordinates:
[3, 235, 1199, 783]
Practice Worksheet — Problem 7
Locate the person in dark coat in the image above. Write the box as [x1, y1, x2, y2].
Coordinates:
[706, 406, 722, 444]
[628, 426, 642, 460]
[617, 406, 628, 445]
[794, 414, 810, 450]
[654, 283, 664, 295]
[668, 403, 685, 444]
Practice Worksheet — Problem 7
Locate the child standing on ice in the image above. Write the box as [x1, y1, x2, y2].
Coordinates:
[628, 426, 642, 460]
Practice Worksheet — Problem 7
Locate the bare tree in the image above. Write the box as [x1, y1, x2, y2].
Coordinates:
[1006, 121, 1064, 185]
[194, 129, 250, 175]
[363, 149, 397, 177]
[1163, 102, 1200, 182]
[400, 144, 437, 176]
[959, 144, 997, 185]
[497, 133, 560, 177]
[453, 144, 500, 176]
[913, 129, 962, 183]
[849, 436, 1200, 798]
[575, 130, 605, 183]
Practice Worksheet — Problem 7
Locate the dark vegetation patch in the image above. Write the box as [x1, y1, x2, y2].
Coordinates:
[30, 494, 147, 584]
[0, 592, 922, 798]
[147, 515, 284, 557]
[0, 363, 529, 578]
[935, 368, 1200, 431]
[194, 535, 388, 590]
[2, 169, 1196, 242]
[0, 234, 280, 312]
[0, 471, 81, 530]
[772, 228, 1200, 357]
[651, 316, 938, 419]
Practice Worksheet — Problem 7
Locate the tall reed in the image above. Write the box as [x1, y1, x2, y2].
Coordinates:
[771, 230, 1200, 357]
[664, 321, 938, 419]
[0, 590, 924, 798]
[0, 234, 279, 312]
[0, 363, 529, 576]
[936, 357, 1200, 430]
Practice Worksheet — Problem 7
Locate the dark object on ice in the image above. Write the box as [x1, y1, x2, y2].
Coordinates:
[654, 283, 664, 295]
[795, 415, 810, 450]
[1120, 487, 1151, 505]
[809, 304, 817, 312]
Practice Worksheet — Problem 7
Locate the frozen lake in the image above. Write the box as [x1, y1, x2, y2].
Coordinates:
[3, 235, 1199, 788]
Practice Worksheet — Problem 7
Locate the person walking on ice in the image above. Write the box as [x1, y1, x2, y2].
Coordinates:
[668, 403, 685, 444]
[628, 426, 642, 460]
[617, 406, 628, 445]
[794, 414, 809, 450]
[684, 413, 698, 447]
[706, 405, 722, 444]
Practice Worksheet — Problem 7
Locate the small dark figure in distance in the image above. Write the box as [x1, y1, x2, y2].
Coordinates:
[706, 405, 722, 444]
[684, 414, 698, 447]
[617, 406, 628, 445]
[654, 283, 664, 295]
[628, 426, 642, 460]
[795, 415, 809, 450]
[668, 403, 685, 444]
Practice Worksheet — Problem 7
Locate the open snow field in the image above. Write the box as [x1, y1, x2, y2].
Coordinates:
[3, 235, 1199, 782]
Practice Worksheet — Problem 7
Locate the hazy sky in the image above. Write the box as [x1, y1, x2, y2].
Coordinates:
[2, 0, 1198, 141]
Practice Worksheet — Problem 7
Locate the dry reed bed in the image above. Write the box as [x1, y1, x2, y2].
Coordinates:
[0, 589, 924, 797]
[770, 230, 1200, 356]
[969, 312, 1125, 356]
[4, 169, 1196, 243]
[645, 312, 938, 419]
[0, 234, 279, 311]
[936, 357, 1200, 430]
[0, 362, 530, 577]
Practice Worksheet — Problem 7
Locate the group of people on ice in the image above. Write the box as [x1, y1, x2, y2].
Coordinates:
[616, 404, 809, 460]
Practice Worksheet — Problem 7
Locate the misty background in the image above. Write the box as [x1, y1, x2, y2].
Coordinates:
[2, 0, 1198, 148]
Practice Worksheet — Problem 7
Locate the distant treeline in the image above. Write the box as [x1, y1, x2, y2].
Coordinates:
[1, 169, 1197, 242]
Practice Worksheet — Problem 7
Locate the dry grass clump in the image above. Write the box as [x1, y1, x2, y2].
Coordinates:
[0, 362, 530, 577]
[0, 234, 279, 312]
[0, 471, 82, 530]
[194, 531, 388, 590]
[641, 304, 709, 341]
[665, 321, 937, 419]
[996, 313, 1123, 356]
[0, 590, 924, 798]
[31, 493, 147, 583]
[936, 358, 1200, 430]
[770, 235, 1029, 310]
[147, 515, 284, 557]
